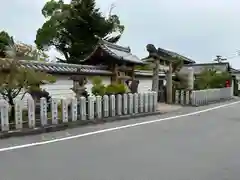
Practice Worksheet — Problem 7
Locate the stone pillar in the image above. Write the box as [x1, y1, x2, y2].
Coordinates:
[175, 90, 180, 104]
[139, 93, 144, 113]
[187, 67, 194, 90]
[185, 90, 190, 105]
[61, 99, 68, 123]
[116, 94, 122, 116]
[149, 92, 153, 112]
[153, 92, 158, 112]
[80, 96, 86, 120]
[40, 97, 48, 126]
[166, 63, 173, 104]
[88, 96, 95, 120]
[51, 98, 58, 124]
[103, 95, 109, 118]
[71, 98, 78, 121]
[28, 98, 36, 128]
[96, 96, 102, 119]
[123, 94, 128, 115]
[144, 92, 149, 112]
[0, 100, 9, 131]
[152, 59, 160, 95]
[110, 95, 116, 117]
[15, 101, 23, 129]
[133, 93, 139, 114]
[128, 93, 133, 114]
[180, 90, 184, 105]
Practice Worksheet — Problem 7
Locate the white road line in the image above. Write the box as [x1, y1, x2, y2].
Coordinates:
[0, 101, 239, 152]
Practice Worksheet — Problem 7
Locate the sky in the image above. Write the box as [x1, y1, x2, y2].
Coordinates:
[1, 0, 240, 67]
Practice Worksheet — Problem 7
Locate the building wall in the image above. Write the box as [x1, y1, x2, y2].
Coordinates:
[136, 77, 152, 93]
[1, 75, 153, 108]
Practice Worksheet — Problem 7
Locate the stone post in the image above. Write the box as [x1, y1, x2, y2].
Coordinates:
[153, 92, 158, 112]
[103, 95, 109, 118]
[175, 90, 180, 104]
[80, 96, 86, 120]
[123, 94, 128, 115]
[110, 95, 116, 117]
[96, 96, 102, 119]
[40, 97, 48, 126]
[71, 98, 78, 122]
[139, 93, 144, 113]
[128, 93, 133, 114]
[152, 59, 160, 94]
[116, 94, 122, 116]
[180, 90, 184, 105]
[51, 98, 58, 124]
[88, 96, 95, 120]
[61, 99, 68, 123]
[15, 101, 23, 129]
[166, 63, 173, 104]
[149, 92, 153, 112]
[28, 98, 36, 128]
[144, 92, 149, 112]
[185, 90, 190, 105]
[0, 100, 9, 131]
[133, 93, 139, 114]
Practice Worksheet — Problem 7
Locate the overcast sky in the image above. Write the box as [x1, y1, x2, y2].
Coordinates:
[1, 0, 240, 67]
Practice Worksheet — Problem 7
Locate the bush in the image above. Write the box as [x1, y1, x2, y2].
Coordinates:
[194, 69, 231, 90]
[91, 77, 106, 96]
[28, 86, 51, 102]
[91, 77, 128, 96]
[105, 83, 127, 95]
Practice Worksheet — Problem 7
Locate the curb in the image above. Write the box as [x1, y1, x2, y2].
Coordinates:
[172, 98, 235, 107]
[190, 98, 234, 107]
[0, 111, 162, 139]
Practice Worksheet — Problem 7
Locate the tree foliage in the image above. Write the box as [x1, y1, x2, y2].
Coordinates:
[35, 0, 124, 64]
[194, 68, 231, 90]
[0, 58, 55, 104]
[0, 31, 49, 61]
[0, 32, 56, 120]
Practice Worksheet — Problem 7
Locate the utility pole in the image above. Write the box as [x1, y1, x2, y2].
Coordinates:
[214, 55, 227, 63]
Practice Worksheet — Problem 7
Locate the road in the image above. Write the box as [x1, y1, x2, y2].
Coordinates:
[0, 100, 240, 180]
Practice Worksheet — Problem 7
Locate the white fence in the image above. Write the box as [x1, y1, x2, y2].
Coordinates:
[175, 87, 232, 106]
[191, 87, 232, 106]
[0, 92, 158, 132]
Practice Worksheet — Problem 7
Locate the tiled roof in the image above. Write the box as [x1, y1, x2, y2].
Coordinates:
[157, 47, 195, 63]
[0, 59, 164, 77]
[180, 62, 230, 74]
[17, 60, 112, 75]
[99, 40, 144, 65]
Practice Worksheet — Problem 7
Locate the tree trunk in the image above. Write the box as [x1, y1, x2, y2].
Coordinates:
[166, 63, 172, 104]
[8, 97, 15, 122]
[152, 59, 160, 93]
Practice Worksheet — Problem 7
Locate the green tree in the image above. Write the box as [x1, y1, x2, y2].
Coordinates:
[35, 0, 124, 64]
[0, 31, 14, 58]
[0, 37, 55, 120]
[0, 31, 49, 61]
[194, 68, 231, 90]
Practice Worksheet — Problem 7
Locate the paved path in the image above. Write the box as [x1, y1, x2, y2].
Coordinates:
[1, 100, 240, 180]
[157, 103, 183, 113]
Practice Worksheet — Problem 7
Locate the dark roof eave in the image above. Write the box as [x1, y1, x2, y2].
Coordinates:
[101, 46, 144, 65]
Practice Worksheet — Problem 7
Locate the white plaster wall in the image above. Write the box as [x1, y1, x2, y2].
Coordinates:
[136, 77, 152, 93]
[41, 75, 74, 100]
[0, 74, 151, 108]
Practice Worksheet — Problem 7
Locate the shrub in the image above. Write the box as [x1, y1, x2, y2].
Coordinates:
[28, 86, 51, 102]
[105, 83, 127, 95]
[91, 77, 106, 96]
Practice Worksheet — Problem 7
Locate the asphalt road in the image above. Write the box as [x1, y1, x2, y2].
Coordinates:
[1, 100, 240, 180]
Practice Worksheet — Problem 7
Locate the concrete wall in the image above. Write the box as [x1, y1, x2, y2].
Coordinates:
[2, 75, 152, 108]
